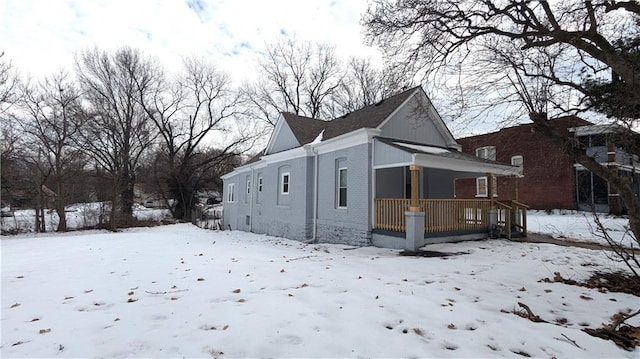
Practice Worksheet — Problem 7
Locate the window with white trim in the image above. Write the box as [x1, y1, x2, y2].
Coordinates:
[245, 177, 251, 203]
[511, 155, 523, 167]
[337, 167, 347, 208]
[476, 177, 488, 197]
[227, 183, 235, 202]
[256, 175, 263, 204]
[281, 172, 290, 195]
[476, 146, 496, 160]
[476, 176, 498, 197]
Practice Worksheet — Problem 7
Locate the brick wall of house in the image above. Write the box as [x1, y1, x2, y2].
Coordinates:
[455, 117, 591, 210]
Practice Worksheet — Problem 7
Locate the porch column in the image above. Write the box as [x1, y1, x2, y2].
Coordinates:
[487, 173, 498, 233]
[409, 165, 420, 212]
[487, 172, 495, 202]
[512, 174, 521, 229]
[405, 210, 425, 251]
[406, 164, 425, 251]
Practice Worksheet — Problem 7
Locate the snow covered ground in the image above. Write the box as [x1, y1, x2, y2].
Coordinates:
[2, 223, 638, 357]
[0, 203, 172, 233]
[528, 209, 635, 247]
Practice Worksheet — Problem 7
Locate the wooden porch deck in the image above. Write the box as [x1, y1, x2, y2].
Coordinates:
[375, 198, 527, 239]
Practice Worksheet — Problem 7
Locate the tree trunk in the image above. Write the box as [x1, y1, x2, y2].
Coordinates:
[169, 173, 198, 221]
[119, 169, 135, 225]
[120, 180, 135, 217]
[34, 206, 41, 233]
[108, 175, 120, 231]
[109, 191, 118, 231]
[39, 203, 45, 232]
[626, 204, 640, 243]
[55, 180, 67, 232]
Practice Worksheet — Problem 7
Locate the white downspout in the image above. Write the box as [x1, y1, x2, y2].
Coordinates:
[371, 139, 376, 230]
[312, 148, 319, 242]
[249, 166, 254, 232]
[304, 147, 319, 243]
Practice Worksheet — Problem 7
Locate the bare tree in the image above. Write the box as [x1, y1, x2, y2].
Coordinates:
[0, 52, 21, 209]
[139, 56, 258, 220]
[0, 116, 26, 213]
[0, 52, 19, 115]
[75, 47, 158, 228]
[17, 72, 86, 231]
[363, 0, 640, 239]
[329, 57, 411, 115]
[242, 36, 343, 126]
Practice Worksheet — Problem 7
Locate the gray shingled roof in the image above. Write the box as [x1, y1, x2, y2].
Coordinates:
[243, 86, 422, 165]
[322, 86, 420, 140]
[283, 86, 420, 146]
[282, 113, 329, 146]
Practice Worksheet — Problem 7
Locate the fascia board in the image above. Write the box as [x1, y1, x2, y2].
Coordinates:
[221, 158, 268, 180]
[570, 124, 620, 136]
[261, 146, 311, 164]
[574, 162, 637, 172]
[312, 128, 381, 155]
[220, 171, 236, 180]
[373, 162, 414, 170]
[421, 94, 460, 150]
[264, 114, 288, 155]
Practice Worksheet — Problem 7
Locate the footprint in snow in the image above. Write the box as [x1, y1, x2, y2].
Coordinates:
[443, 341, 459, 350]
[464, 322, 478, 331]
[272, 334, 303, 345]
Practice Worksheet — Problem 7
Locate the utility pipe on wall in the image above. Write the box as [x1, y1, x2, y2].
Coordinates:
[312, 148, 319, 242]
[249, 166, 254, 232]
[300, 146, 320, 244]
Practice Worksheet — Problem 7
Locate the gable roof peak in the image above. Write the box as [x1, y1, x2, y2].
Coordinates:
[319, 86, 422, 139]
[282, 112, 329, 147]
[268, 86, 426, 149]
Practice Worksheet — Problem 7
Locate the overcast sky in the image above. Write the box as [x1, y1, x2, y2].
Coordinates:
[1, 0, 379, 83]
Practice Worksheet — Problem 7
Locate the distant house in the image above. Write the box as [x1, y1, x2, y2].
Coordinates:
[571, 124, 640, 213]
[455, 117, 640, 214]
[222, 86, 523, 250]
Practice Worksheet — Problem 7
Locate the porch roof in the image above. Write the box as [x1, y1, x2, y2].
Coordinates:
[373, 137, 522, 176]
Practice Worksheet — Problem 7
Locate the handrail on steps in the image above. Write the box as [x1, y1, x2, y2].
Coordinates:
[494, 200, 527, 239]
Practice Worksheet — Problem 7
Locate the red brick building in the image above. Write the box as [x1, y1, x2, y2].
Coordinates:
[454, 117, 592, 210]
